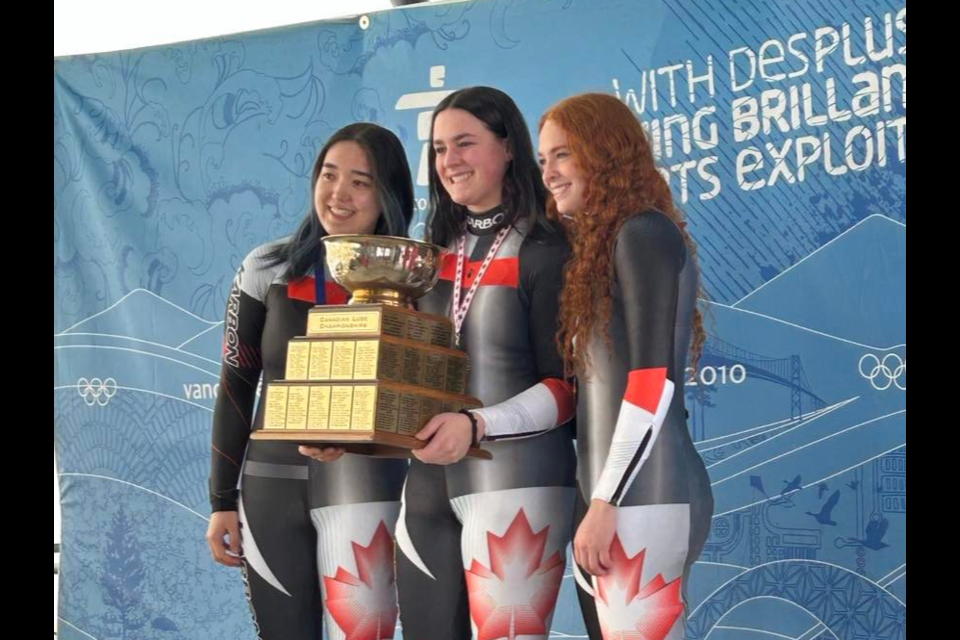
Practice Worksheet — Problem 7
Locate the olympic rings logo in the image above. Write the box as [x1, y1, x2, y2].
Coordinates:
[77, 378, 118, 406]
[858, 354, 905, 391]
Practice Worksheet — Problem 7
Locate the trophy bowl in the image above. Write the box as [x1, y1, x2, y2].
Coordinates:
[322, 235, 444, 308]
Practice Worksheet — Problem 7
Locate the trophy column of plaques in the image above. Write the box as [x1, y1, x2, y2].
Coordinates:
[250, 235, 490, 459]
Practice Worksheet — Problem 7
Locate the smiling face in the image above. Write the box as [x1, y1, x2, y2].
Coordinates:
[314, 141, 381, 235]
[432, 107, 513, 213]
[538, 118, 588, 218]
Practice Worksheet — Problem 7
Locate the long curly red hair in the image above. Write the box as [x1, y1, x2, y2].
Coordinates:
[540, 93, 706, 378]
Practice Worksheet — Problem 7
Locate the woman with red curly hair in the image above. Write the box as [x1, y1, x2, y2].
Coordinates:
[538, 93, 714, 640]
